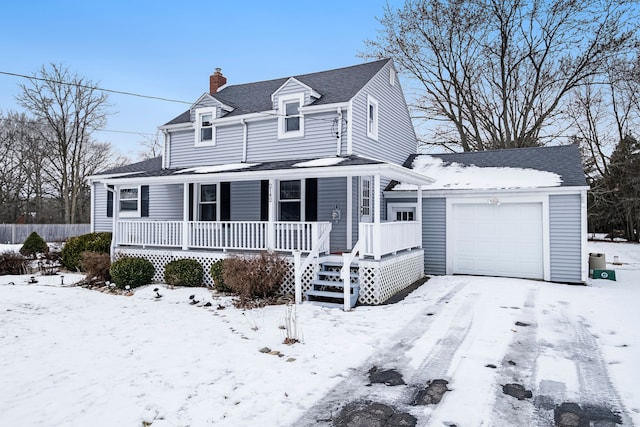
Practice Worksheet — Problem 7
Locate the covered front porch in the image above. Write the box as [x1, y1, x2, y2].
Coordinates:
[102, 156, 433, 309]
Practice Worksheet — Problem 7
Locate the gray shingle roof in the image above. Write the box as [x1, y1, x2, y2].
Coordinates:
[94, 155, 385, 180]
[95, 156, 164, 175]
[164, 59, 391, 125]
[391, 144, 587, 189]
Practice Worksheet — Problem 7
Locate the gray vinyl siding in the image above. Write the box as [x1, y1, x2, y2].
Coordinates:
[423, 198, 447, 275]
[93, 182, 111, 232]
[318, 177, 348, 252]
[350, 61, 417, 165]
[230, 181, 261, 221]
[549, 193, 583, 283]
[246, 110, 341, 162]
[169, 111, 345, 168]
[92, 183, 183, 232]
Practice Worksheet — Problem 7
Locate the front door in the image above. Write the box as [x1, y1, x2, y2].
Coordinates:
[359, 176, 372, 223]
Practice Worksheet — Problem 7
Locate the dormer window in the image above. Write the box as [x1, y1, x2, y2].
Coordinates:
[195, 107, 216, 146]
[278, 94, 304, 139]
[367, 95, 379, 140]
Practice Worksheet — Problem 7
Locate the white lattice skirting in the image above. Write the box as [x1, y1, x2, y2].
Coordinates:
[358, 250, 424, 305]
[116, 248, 318, 295]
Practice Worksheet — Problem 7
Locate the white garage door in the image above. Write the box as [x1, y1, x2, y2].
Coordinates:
[451, 203, 543, 279]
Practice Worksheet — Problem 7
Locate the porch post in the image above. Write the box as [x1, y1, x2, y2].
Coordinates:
[373, 174, 381, 260]
[267, 179, 276, 250]
[417, 184, 423, 249]
[182, 183, 190, 250]
[110, 185, 120, 262]
[346, 176, 353, 249]
[293, 250, 302, 304]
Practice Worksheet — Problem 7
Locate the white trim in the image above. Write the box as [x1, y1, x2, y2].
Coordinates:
[277, 93, 305, 139]
[346, 99, 353, 155]
[162, 130, 170, 169]
[194, 107, 217, 147]
[366, 95, 379, 140]
[387, 202, 417, 221]
[88, 171, 143, 183]
[271, 77, 320, 101]
[190, 92, 233, 113]
[384, 186, 590, 199]
[90, 183, 96, 232]
[580, 190, 588, 282]
[197, 183, 219, 221]
[347, 177, 353, 249]
[389, 67, 396, 86]
[118, 185, 142, 218]
[278, 179, 305, 221]
[445, 195, 550, 282]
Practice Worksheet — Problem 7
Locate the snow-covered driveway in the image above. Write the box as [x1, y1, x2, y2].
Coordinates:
[0, 241, 638, 426]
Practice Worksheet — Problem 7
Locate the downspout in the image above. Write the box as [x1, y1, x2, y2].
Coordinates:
[336, 107, 343, 156]
[346, 100, 353, 155]
[241, 119, 248, 163]
[105, 184, 118, 261]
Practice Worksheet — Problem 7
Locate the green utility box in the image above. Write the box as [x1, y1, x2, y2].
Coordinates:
[592, 269, 616, 281]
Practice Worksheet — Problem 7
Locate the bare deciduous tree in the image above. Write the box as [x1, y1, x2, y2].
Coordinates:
[364, 0, 639, 151]
[16, 63, 111, 223]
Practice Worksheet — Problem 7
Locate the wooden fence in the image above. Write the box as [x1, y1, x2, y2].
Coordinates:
[0, 224, 90, 244]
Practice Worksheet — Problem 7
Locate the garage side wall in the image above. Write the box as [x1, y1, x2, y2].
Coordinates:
[549, 193, 583, 283]
[423, 198, 447, 275]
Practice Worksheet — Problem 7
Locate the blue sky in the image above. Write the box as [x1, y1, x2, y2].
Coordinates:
[0, 0, 403, 159]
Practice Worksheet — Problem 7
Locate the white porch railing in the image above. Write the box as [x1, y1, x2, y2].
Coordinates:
[359, 221, 422, 260]
[118, 221, 183, 247]
[189, 221, 268, 250]
[116, 220, 331, 254]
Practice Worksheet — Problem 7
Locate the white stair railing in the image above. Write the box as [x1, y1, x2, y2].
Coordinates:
[341, 240, 361, 311]
[293, 223, 332, 304]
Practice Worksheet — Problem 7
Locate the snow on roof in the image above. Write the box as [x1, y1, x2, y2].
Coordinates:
[394, 155, 562, 191]
[175, 163, 258, 174]
[292, 157, 346, 168]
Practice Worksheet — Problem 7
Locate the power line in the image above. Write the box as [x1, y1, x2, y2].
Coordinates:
[0, 70, 192, 105]
[1, 69, 347, 125]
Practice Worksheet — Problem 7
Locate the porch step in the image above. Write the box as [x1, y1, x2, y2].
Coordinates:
[317, 270, 359, 279]
[305, 259, 360, 309]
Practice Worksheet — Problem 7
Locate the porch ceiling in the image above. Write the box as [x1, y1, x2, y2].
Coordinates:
[91, 155, 435, 186]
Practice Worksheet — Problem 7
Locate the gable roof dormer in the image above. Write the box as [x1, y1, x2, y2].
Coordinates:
[191, 93, 234, 120]
[271, 77, 321, 107]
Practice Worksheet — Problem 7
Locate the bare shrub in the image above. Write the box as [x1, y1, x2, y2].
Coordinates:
[0, 251, 28, 275]
[223, 252, 288, 303]
[80, 251, 111, 281]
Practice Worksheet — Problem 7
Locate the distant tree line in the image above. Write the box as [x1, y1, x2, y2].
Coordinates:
[0, 64, 121, 224]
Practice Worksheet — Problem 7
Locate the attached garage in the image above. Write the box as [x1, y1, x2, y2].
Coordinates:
[386, 144, 589, 283]
[450, 202, 544, 280]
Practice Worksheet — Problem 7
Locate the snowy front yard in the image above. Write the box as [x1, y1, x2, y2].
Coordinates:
[1, 241, 639, 426]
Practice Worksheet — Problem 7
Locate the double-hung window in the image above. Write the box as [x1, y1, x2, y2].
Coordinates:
[278, 94, 304, 139]
[279, 180, 301, 221]
[195, 107, 216, 146]
[367, 95, 379, 140]
[119, 187, 140, 217]
[199, 184, 217, 221]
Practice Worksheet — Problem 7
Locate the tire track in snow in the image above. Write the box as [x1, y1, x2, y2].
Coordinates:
[532, 303, 632, 425]
[291, 281, 469, 426]
[489, 287, 539, 427]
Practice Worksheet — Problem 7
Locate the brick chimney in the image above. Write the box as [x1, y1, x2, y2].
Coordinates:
[209, 68, 227, 94]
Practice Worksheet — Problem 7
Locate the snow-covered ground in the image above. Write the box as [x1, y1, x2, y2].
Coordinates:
[0, 241, 638, 426]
